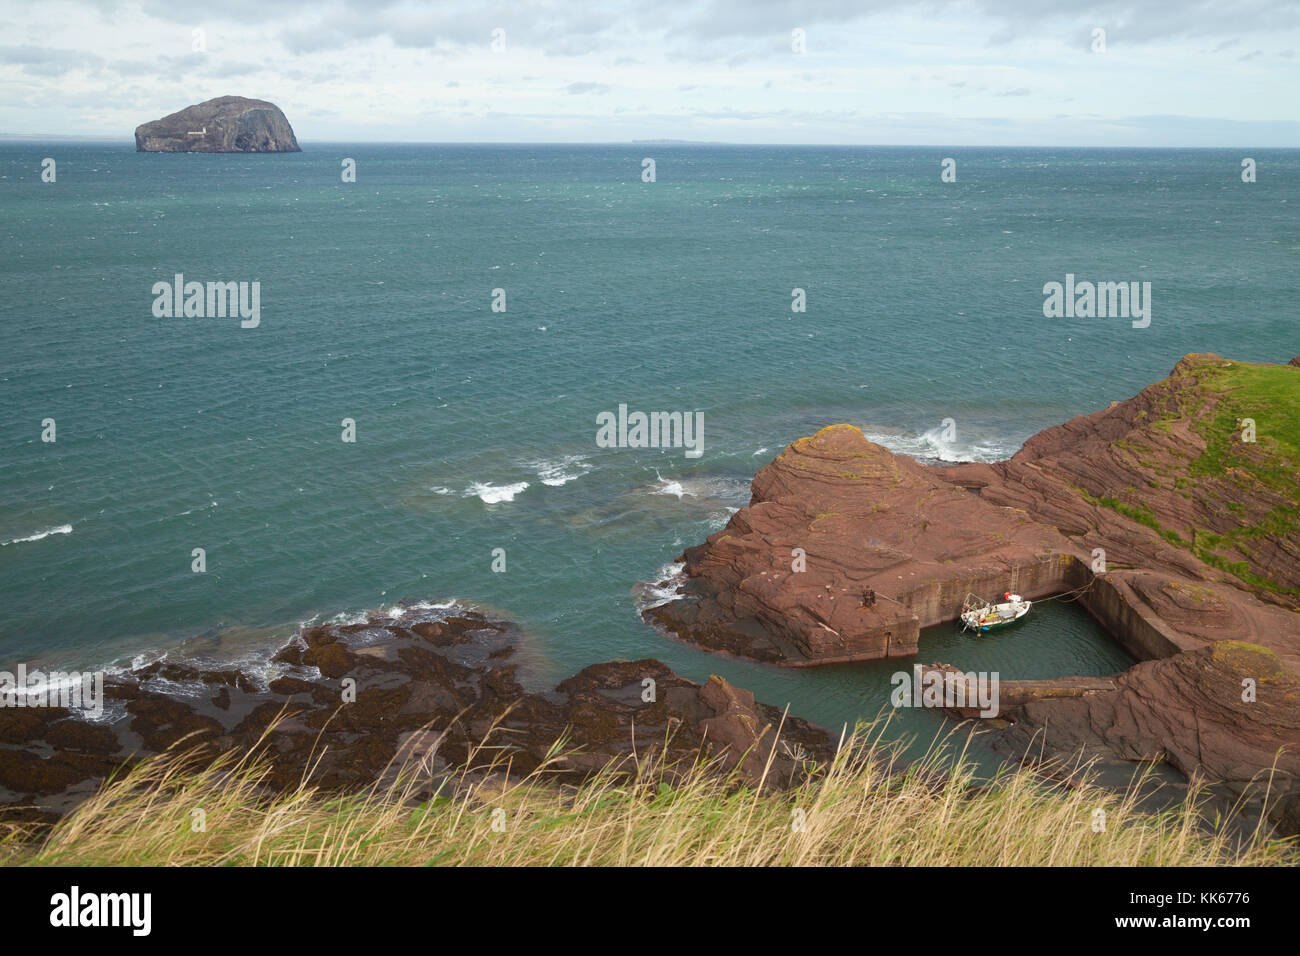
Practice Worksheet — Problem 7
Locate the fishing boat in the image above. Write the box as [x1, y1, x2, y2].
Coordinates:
[960, 592, 1031, 633]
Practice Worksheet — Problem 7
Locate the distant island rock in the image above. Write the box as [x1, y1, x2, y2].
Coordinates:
[135, 96, 300, 153]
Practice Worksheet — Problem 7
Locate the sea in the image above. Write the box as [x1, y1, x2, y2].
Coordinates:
[2, 142, 1297, 757]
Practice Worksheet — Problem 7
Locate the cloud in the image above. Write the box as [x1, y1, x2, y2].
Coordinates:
[3, 0, 1299, 145]
[61, 0, 1300, 55]
[106, 51, 209, 80]
[203, 60, 265, 78]
[0, 44, 104, 76]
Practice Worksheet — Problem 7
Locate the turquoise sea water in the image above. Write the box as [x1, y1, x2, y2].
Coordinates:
[2, 143, 1296, 748]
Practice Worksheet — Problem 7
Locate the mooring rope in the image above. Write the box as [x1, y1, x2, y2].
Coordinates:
[1034, 579, 1095, 604]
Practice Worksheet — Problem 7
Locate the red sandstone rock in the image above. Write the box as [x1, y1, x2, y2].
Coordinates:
[994, 642, 1300, 831]
[647, 422, 1084, 664]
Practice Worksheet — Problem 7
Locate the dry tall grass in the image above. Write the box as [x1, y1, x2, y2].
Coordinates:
[2, 716, 1293, 866]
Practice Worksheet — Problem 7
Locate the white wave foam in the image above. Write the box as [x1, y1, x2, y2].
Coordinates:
[651, 472, 751, 504]
[380, 599, 461, 620]
[1, 523, 72, 547]
[526, 454, 593, 487]
[862, 426, 1019, 464]
[708, 507, 739, 529]
[77, 597, 482, 720]
[301, 598, 465, 631]
[465, 481, 530, 504]
[323, 608, 371, 626]
[655, 479, 687, 499]
[429, 486, 455, 495]
[634, 562, 688, 612]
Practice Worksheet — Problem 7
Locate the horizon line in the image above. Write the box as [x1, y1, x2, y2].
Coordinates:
[3, 135, 1300, 150]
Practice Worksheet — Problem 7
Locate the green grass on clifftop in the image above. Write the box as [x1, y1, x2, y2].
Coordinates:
[1191, 360, 1300, 485]
[1095, 358, 1300, 598]
[1185, 360, 1300, 596]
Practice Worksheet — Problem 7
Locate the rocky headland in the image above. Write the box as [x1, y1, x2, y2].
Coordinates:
[135, 96, 300, 153]
[645, 353, 1300, 831]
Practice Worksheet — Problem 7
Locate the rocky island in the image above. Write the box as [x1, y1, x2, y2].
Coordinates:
[645, 353, 1300, 832]
[135, 96, 300, 153]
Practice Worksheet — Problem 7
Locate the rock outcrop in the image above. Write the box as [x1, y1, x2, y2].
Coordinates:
[135, 96, 300, 153]
[992, 642, 1300, 783]
[645, 423, 1083, 664]
[0, 606, 832, 827]
[947, 355, 1298, 597]
[994, 642, 1300, 830]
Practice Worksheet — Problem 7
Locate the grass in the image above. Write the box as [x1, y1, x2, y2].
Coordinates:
[1192, 361, 1300, 476]
[1, 717, 1293, 867]
[1076, 486, 1188, 548]
[1183, 360, 1300, 596]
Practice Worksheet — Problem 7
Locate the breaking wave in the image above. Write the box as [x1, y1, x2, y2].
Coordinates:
[649, 472, 750, 504]
[632, 562, 688, 613]
[464, 481, 530, 504]
[862, 425, 1021, 464]
[523, 454, 593, 487]
[1, 523, 73, 547]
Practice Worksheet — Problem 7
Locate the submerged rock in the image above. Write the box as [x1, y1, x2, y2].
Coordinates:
[135, 96, 300, 153]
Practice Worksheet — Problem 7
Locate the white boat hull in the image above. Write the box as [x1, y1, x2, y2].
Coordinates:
[960, 594, 1031, 632]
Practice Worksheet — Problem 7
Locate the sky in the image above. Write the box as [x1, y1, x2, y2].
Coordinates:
[1, 0, 1298, 145]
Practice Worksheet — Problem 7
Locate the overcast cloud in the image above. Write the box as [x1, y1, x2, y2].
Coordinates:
[1, 0, 1297, 144]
